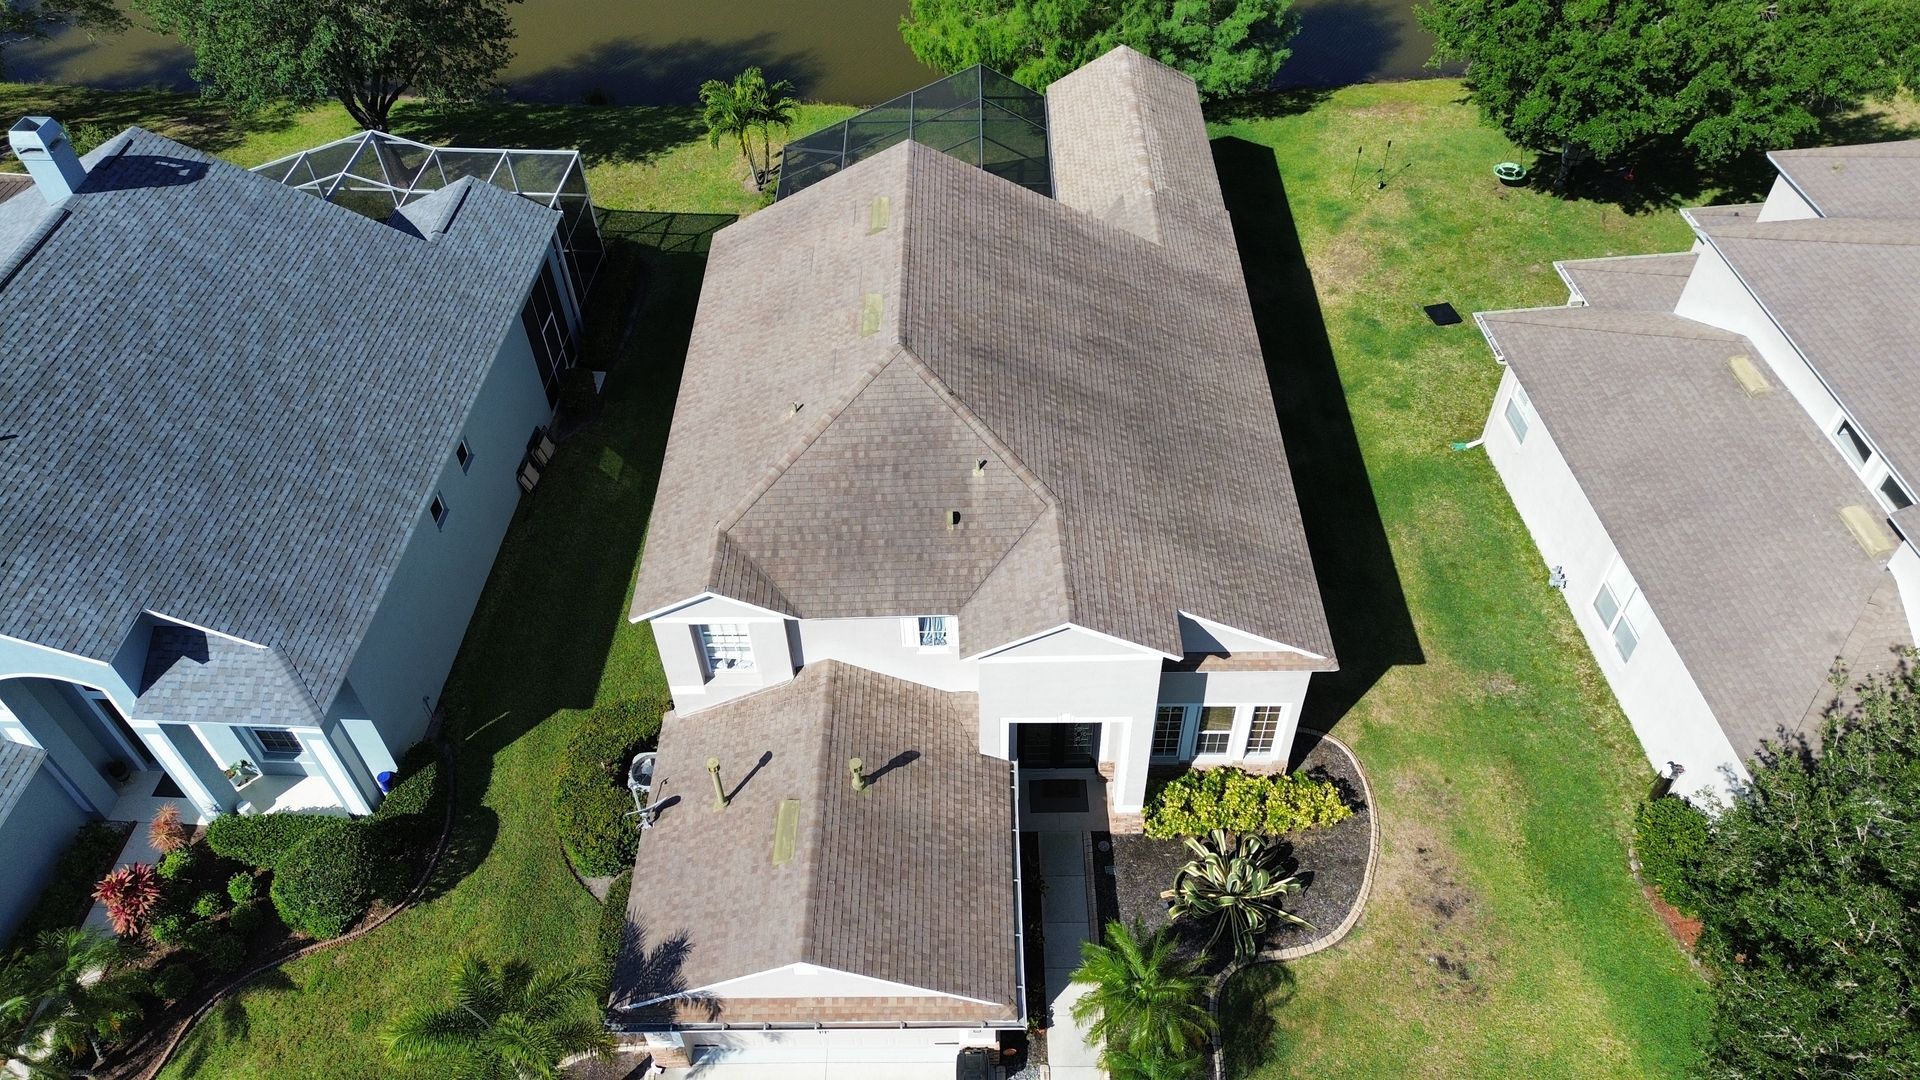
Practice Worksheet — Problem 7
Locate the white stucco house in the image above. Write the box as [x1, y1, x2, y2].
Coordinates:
[616, 47, 1335, 1071]
[1474, 139, 1920, 803]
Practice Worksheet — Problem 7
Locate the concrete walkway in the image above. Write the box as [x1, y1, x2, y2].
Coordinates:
[1037, 830, 1104, 1080]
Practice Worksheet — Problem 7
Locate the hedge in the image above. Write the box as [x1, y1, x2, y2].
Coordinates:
[269, 820, 374, 939]
[597, 869, 633, 980]
[553, 694, 667, 877]
[1633, 796, 1709, 916]
[1143, 767, 1353, 839]
[206, 812, 343, 871]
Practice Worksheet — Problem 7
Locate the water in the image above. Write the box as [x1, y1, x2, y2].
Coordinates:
[7, 0, 1445, 108]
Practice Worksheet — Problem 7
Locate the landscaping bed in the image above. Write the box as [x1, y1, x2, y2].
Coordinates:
[1113, 734, 1372, 968]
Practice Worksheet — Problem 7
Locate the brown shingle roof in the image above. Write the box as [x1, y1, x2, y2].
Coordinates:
[1480, 307, 1904, 758]
[1557, 253, 1696, 312]
[1769, 141, 1920, 219]
[632, 48, 1332, 662]
[620, 662, 1017, 1015]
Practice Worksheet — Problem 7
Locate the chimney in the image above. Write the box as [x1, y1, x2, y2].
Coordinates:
[9, 117, 87, 204]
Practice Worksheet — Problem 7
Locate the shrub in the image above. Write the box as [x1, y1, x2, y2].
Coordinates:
[199, 927, 247, 974]
[553, 693, 667, 877]
[94, 863, 163, 936]
[374, 748, 444, 822]
[597, 869, 633, 977]
[1634, 796, 1709, 916]
[191, 890, 226, 918]
[156, 846, 197, 882]
[1143, 768, 1353, 839]
[228, 899, 266, 936]
[206, 812, 342, 870]
[150, 962, 195, 1002]
[148, 912, 194, 946]
[270, 821, 374, 939]
[366, 748, 448, 901]
[147, 803, 188, 855]
[227, 872, 257, 905]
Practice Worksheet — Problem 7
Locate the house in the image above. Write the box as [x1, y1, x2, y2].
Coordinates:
[1473, 140, 1920, 803]
[619, 46, 1333, 1070]
[0, 117, 598, 942]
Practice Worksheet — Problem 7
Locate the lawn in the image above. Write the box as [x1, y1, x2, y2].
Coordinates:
[0, 76, 1728, 1076]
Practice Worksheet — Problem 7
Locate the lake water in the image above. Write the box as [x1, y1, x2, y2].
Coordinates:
[9, 0, 1446, 109]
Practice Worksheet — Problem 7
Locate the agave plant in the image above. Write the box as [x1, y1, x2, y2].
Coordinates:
[1162, 829, 1311, 962]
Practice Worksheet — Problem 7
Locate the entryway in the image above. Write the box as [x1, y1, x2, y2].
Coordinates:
[1014, 721, 1101, 768]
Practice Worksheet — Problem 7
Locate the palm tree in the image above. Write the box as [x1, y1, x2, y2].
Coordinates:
[1163, 829, 1310, 962]
[1069, 920, 1214, 1075]
[698, 66, 798, 191]
[384, 955, 612, 1079]
[2, 927, 141, 1078]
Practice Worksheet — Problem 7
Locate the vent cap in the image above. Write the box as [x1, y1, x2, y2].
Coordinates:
[1727, 354, 1771, 396]
[1840, 504, 1897, 555]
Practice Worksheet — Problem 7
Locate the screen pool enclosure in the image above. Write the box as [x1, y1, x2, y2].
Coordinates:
[776, 66, 1052, 202]
[254, 131, 604, 294]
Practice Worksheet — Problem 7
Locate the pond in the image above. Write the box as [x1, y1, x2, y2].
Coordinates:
[8, 0, 1450, 108]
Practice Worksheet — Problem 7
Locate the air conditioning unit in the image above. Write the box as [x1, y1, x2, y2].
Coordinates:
[518, 460, 542, 493]
[529, 429, 556, 467]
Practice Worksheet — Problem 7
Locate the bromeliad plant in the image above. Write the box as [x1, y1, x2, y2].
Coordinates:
[145, 803, 187, 855]
[1163, 829, 1310, 962]
[91, 864, 161, 938]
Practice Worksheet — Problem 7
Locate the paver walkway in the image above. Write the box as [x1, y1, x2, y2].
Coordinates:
[1038, 830, 1104, 1080]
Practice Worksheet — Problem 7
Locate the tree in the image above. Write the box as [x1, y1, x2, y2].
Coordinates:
[0, 0, 126, 79]
[135, 0, 520, 131]
[1418, 0, 1920, 187]
[385, 955, 612, 1078]
[698, 67, 797, 191]
[1069, 921, 1213, 1077]
[1675, 666, 1920, 1076]
[899, 0, 1300, 100]
[2, 928, 142, 1077]
[1162, 829, 1309, 962]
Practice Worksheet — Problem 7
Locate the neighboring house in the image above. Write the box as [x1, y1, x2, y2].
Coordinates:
[620, 46, 1333, 1068]
[1474, 140, 1920, 803]
[0, 117, 598, 943]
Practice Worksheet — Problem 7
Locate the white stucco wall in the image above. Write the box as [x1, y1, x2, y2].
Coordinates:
[1756, 173, 1820, 222]
[1887, 543, 1920, 648]
[690, 964, 987, 1002]
[795, 617, 975, 692]
[647, 595, 797, 712]
[1483, 366, 1748, 799]
[668, 1025, 1000, 1066]
[1156, 669, 1312, 765]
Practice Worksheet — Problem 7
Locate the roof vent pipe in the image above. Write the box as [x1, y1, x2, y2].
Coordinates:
[9, 117, 87, 205]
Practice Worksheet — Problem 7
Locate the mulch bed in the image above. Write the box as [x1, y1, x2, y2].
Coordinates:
[1643, 885, 1703, 952]
[1112, 733, 1373, 972]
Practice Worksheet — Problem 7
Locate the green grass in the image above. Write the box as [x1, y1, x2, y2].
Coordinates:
[0, 76, 1722, 1076]
[1209, 81, 1712, 1077]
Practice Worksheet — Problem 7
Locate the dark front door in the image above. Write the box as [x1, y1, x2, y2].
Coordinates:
[1015, 722, 1100, 768]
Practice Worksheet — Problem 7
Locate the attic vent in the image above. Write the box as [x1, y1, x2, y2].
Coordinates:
[947, 509, 962, 530]
[868, 196, 891, 234]
[974, 458, 987, 476]
[772, 799, 800, 865]
[1840, 504, 1897, 555]
[860, 293, 883, 337]
[1727, 354, 1771, 396]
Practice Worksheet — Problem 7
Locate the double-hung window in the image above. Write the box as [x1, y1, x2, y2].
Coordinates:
[1195, 707, 1235, 756]
[1592, 559, 1642, 662]
[1504, 382, 1535, 443]
[697, 623, 754, 675]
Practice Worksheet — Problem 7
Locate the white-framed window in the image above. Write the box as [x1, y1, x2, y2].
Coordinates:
[916, 615, 952, 648]
[1830, 415, 1914, 511]
[1151, 706, 1186, 759]
[249, 727, 303, 759]
[1834, 418, 1873, 469]
[1504, 382, 1535, 443]
[1195, 707, 1235, 756]
[1245, 705, 1286, 756]
[696, 623, 754, 675]
[1591, 558, 1641, 663]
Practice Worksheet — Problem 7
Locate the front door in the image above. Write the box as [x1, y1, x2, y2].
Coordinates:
[1015, 722, 1100, 768]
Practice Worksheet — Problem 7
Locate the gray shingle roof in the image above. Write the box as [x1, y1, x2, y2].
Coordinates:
[137, 623, 323, 728]
[1480, 307, 1905, 758]
[621, 661, 1017, 1015]
[1558, 253, 1696, 311]
[1769, 141, 1920, 219]
[0, 128, 560, 711]
[632, 48, 1333, 662]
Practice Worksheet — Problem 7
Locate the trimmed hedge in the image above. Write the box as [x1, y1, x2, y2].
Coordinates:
[1143, 767, 1353, 839]
[597, 869, 633, 978]
[1633, 796, 1709, 916]
[553, 694, 667, 877]
[206, 812, 343, 871]
[374, 746, 444, 822]
[269, 820, 374, 939]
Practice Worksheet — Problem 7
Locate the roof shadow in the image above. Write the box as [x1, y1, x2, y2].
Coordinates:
[1211, 135, 1425, 738]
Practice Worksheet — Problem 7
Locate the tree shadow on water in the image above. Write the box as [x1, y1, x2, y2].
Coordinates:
[1212, 136, 1425, 739]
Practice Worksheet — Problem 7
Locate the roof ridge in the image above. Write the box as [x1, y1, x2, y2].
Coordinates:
[796, 661, 843, 968]
[893, 346, 1059, 508]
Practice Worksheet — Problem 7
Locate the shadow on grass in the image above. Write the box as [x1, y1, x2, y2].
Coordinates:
[0, 84, 308, 157]
[388, 98, 704, 171]
[1211, 136, 1424, 741]
[1218, 961, 1297, 1077]
[163, 966, 296, 1078]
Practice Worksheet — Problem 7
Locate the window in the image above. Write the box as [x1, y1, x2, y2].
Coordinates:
[456, 439, 473, 473]
[1504, 383, 1533, 443]
[521, 257, 576, 409]
[1151, 706, 1186, 759]
[429, 494, 448, 528]
[1592, 559, 1641, 662]
[1245, 706, 1286, 756]
[1880, 475, 1914, 511]
[697, 623, 754, 675]
[249, 728, 302, 758]
[1835, 418, 1874, 470]
[1195, 707, 1235, 755]
[917, 616, 951, 648]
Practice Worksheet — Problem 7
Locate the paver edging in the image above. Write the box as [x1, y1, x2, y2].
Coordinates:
[1206, 728, 1378, 1080]
[133, 737, 459, 1080]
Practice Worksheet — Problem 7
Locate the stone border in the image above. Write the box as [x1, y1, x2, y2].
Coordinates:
[1207, 728, 1377, 1079]
[132, 739, 459, 1080]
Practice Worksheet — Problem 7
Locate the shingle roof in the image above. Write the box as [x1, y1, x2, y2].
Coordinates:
[137, 623, 323, 728]
[1769, 141, 1920, 219]
[1480, 307, 1905, 757]
[620, 661, 1017, 1015]
[632, 48, 1333, 662]
[0, 739, 47, 830]
[1558, 253, 1696, 312]
[0, 128, 560, 711]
